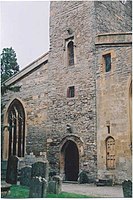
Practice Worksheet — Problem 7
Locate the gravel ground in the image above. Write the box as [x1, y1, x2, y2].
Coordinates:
[62, 183, 123, 198]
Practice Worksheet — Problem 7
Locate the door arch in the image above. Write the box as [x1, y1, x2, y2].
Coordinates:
[61, 140, 79, 181]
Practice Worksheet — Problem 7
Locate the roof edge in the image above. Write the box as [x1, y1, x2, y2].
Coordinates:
[4, 52, 49, 86]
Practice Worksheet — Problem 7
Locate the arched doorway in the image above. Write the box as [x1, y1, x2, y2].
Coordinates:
[61, 140, 79, 181]
[106, 136, 115, 169]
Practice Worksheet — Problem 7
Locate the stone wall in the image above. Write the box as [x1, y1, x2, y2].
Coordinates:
[94, 1, 132, 34]
[48, 1, 97, 179]
[95, 32, 132, 183]
[2, 1, 132, 184]
[2, 56, 48, 159]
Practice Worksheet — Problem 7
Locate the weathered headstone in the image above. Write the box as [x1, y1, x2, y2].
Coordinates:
[48, 180, 57, 194]
[78, 171, 89, 184]
[24, 153, 36, 166]
[53, 175, 62, 194]
[1, 161, 8, 180]
[20, 166, 32, 187]
[29, 176, 47, 198]
[6, 156, 19, 184]
[122, 180, 132, 197]
[31, 161, 48, 180]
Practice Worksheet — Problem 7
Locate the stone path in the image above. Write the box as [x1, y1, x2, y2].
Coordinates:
[62, 183, 123, 198]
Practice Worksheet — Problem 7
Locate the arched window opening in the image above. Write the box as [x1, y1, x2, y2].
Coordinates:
[106, 137, 115, 169]
[7, 99, 25, 158]
[67, 41, 74, 66]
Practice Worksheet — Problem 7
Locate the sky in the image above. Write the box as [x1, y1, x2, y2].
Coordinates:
[1, 1, 50, 70]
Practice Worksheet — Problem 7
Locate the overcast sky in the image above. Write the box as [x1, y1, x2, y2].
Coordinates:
[1, 1, 50, 70]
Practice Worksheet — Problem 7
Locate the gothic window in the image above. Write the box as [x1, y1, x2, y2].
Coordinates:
[67, 86, 75, 98]
[103, 53, 111, 72]
[106, 137, 115, 169]
[8, 99, 25, 158]
[67, 41, 74, 66]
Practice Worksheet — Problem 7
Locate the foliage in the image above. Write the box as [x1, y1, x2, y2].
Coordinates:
[1, 47, 21, 96]
[1, 47, 20, 110]
[5, 185, 93, 198]
[1, 83, 21, 96]
[1, 47, 19, 83]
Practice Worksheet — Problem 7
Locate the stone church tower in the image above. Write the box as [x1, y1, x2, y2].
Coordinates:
[2, 1, 132, 184]
[48, 1, 97, 181]
[47, 1, 97, 181]
[47, 1, 132, 182]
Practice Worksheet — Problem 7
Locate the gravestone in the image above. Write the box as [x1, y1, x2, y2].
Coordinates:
[29, 176, 47, 198]
[53, 175, 62, 194]
[20, 166, 32, 187]
[122, 180, 132, 197]
[48, 180, 57, 194]
[1, 161, 8, 180]
[24, 153, 36, 166]
[6, 156, 19, 184]
[48, 175, 62, 194]
[31, 161, 48, 180]
[78, 171, 89, 184]
[18, 153, 36, 170]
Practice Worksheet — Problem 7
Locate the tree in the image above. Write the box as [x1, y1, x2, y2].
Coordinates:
[1, 47, 20, 95]
[1, 47, 19, 81]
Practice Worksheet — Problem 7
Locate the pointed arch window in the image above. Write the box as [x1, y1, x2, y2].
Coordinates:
[106, 137, 115, 169]
[67, 41, 74, 66]
[7, 99, 25, 158]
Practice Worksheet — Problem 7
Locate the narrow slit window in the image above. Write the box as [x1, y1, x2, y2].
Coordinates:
[104, 53, 111, 72]
[107, 125, 110, 134]
[67, 41, 74, 66]
[67, 86, 75, 98]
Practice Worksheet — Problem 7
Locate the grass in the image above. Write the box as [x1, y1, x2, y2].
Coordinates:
[3, 185, 29, 199]
[47, 192, 92, 198]
[3, 184, 93, 198]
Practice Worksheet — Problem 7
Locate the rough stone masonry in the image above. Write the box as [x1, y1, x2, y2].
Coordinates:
[2, 1, 132, 184]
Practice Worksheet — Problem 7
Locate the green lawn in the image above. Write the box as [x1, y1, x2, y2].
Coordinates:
[3, 185, 93, 198]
